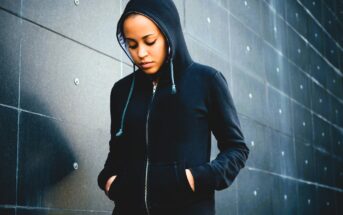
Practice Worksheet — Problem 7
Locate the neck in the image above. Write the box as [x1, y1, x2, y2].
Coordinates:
[147, 71, 161, 82]
[146, 61, 168, 83]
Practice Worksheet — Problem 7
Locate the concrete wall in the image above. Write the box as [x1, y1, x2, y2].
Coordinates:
[0, 0, 342, 214]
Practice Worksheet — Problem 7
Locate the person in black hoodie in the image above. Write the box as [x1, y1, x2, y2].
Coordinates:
[97, 0, 250, 214]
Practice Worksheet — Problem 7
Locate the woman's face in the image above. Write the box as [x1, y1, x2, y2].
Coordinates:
[123, 14, 168, 75]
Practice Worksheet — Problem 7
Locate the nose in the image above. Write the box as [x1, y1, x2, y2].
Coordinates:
[138, 45, 148, 58]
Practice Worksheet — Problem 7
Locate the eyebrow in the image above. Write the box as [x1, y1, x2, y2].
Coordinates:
[125, 33, 155, 41]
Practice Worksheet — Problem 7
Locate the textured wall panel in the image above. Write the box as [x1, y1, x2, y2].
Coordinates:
[0, 106, 17, 205]
[228, 0, 262, 36]
[271, 176, 298, 215]
[230, 15, 265, 79]
[21, 0, 122, 62]
[240, 116, 270, 171]
[236, 169, 273, 214]
[297, 182, 317, 214]
[295, 139, 315, 181]
[232, 68, 267, 124]
[18, 111, 113, 210]
[262, 3, 287, 54]
[289, 63, 312, 109]
[285, 27, 309, 72]
[266, 128, 297, 177]
[19, 18, 120, 130]
[185, 0, 230, 60]
[0, 10, 20, 107]
[267, 86, 293, 135]
[263, 44, 291, 96]
[292, 101, 313, 143]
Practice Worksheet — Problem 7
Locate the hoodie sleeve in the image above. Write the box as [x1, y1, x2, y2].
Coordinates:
[97, 83, 121, 191]
[189, 71, 250, 193]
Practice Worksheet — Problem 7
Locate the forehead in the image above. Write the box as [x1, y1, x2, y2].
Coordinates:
[123, 14, 161, 38]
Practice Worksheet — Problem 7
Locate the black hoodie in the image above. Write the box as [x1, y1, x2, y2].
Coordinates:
[98, 0, 249, 214]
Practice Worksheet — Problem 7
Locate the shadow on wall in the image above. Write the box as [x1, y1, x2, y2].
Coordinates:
[18, 93, 77, 207]
[0, 5, 75, 211]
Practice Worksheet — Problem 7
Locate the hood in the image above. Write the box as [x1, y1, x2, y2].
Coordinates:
[115, 0, 194, 137]
[116, 0, 194, 93]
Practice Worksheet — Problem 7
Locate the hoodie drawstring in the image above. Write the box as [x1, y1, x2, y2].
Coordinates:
[170, 57, 176, 94]
[116, 58, 176, 136]
[116, 64, 136, 137]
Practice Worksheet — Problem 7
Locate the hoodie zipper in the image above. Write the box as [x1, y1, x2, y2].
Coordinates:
[145, 80, 158, 215]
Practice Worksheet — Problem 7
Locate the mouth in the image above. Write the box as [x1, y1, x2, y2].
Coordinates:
[140, 62, 154, 69]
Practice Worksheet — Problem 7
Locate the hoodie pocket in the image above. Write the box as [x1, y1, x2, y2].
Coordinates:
[148, 161, 195, 209]
[108, 173, 124, 202]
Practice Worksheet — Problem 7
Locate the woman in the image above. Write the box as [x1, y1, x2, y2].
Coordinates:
[98, 0, 249, 214]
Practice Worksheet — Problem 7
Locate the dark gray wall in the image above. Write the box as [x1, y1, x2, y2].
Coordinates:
[0, 0, 342, 215]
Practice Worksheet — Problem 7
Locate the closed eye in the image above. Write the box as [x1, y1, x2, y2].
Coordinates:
[146, 40, 156, 46]
[128, 40, 157, 49]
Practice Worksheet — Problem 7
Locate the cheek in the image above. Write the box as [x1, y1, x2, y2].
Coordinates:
[128, 50, 139, 61]
[154, 43, 167, 60]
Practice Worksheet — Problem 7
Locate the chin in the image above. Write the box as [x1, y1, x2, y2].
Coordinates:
[143, 68, 159, 74]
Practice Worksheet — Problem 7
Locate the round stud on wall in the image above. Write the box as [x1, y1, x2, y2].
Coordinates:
[74, 0, 79, 6]
[278, 108, 282, 114]
[246, 45, 251, 53]
[73, 162, 79, 170]
[74, 78, 80, 85]
[273, 26, 277, 33]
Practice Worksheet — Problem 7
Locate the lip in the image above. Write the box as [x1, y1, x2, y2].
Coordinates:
[140, 62, 154, 69]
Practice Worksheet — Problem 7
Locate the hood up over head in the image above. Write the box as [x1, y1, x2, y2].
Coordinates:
[116, 0, 194, 93]
[115, 0, 194, 137]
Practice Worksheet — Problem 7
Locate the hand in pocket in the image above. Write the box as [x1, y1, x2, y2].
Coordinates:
[149, 161, 195, 209]
[105, 175, 117, 196]
[185, 169, 195, 192]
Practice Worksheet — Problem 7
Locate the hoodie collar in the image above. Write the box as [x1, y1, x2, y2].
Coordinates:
[116, 0, 194, 89]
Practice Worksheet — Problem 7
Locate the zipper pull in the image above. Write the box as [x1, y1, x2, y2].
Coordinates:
[152, 80, 158, 94]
